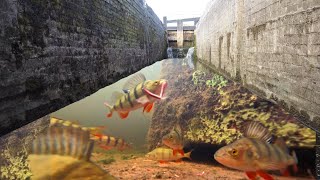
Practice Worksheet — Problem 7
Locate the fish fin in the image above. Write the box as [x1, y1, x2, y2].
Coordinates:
[104, 102, 113, 118]
[173, 124, 183, 143]
[136, 95, 150, 104]
[256, 170, 274, 180]
[174, 159, 182, 163]
[184, 150, 192, 160]
[173, 149, 178, 156]
[242, 121, 273, 143]
[274, 137, 289, 153]
[123, 73, 146, 90]
[92, 133, 103, 139]
[118, 111, 129, 119]
[245, 171, 257, 180]
[173, 149, 184, 156]
[143, 103, 154, 113]
[122, 89, 130, 94]
[178, 149, 185, 156]
[111, 91, 124, 103]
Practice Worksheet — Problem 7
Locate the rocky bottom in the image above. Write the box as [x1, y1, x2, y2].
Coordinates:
[91, 152, 314, 180]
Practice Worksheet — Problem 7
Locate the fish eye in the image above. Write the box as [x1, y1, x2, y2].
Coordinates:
[229, 149, 238, 156]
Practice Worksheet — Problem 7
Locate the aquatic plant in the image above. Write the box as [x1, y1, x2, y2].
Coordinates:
[0, 145, 32, 180]
[206, 74, 228, 89]
[192, 70, 206, 85]
[192, 70, 228, 90]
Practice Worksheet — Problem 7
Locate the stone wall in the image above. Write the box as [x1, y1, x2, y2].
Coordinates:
[195, 0, 320, 130]
[0, 0, 167, 136]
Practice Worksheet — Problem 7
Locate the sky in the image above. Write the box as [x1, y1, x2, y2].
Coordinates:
[145, 0, 211, 22]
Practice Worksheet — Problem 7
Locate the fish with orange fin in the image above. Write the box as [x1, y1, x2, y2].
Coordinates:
[104, 73, 168, 119]
[145, 147, 192, 163]
[214, 121, 298, 180]
[90, 134, 131, 151]
[49, 117, 129, 152]
[162, 124, 185, 156]
[28, 117, 116, 180]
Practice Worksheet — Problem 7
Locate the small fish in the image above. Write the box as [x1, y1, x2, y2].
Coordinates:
[214, 121, 298, 180]
[145, 147, 191, 163]
[162, 124, 184, 156]
[104, 73, 168, 119]
[90, 134, 131, 151]
[28, 119, 116, 180]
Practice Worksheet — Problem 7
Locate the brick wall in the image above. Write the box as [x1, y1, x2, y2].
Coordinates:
[0, 0, 167, 136]
[195, 0, 320, 130]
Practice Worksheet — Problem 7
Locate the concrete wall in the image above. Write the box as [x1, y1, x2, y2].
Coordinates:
[0, 0, 167, 136]
[195, 0, 320, 130]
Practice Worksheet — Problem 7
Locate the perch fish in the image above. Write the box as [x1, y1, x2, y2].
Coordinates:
[162, 124, 185, 156]
[145, 147, 191, 163]
[91, 134, 131, 151]
[50, 117, 130, 151]
[28, 118, 116, 180]
[104, 73, 168, 119]
[214, 121, 298, 180]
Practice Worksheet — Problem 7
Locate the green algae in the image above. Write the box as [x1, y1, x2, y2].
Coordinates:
[185, 69, 316, 147]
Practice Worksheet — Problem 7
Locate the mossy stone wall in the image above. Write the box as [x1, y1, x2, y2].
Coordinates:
[0, 0, 167, 136]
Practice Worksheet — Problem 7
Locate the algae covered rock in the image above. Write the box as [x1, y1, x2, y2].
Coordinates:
[147, 59, 316, 150]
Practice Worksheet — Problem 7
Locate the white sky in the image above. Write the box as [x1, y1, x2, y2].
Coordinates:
[145, 0, 211, 22]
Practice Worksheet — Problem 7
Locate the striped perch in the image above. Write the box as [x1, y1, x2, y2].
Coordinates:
[29, 122, 94, 161]
[214, 121, 298, 180]
[104, 73, 167, 119]
[145, 147, 191, 163]
[90, 134, 131, 151]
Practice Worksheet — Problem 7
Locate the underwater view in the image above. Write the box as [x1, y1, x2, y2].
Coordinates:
[1, 0, 320, 180]
[0, 48, 317, 180]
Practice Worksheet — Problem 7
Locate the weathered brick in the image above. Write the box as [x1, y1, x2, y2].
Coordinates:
[0, 0, 167, 136]
[196, 0, 320, 133]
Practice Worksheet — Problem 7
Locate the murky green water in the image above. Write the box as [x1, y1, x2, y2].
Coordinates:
[0, 53, 317, 180]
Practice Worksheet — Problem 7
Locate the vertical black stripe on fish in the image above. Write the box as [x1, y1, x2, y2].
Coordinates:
[248, 138, 262, 158]
[141, 81, 145, 92]
[119, 98, 123, 109]
[273, 146, 282, 162]
[264, 143, 272, 159]
[133, 85, 139, 99]
[107, 135, 111, 145]
[127, 93, 134, 107]
[114, 138, 119, 147]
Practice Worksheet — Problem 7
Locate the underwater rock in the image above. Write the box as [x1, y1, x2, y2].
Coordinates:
[147, 59, 316, 149]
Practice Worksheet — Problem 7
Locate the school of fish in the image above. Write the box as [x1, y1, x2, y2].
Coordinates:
[25, 72, 305, 180]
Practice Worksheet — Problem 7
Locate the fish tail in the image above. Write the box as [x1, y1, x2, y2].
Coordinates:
[104, 102, 113, 118]
[184, 149, 193, 160]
